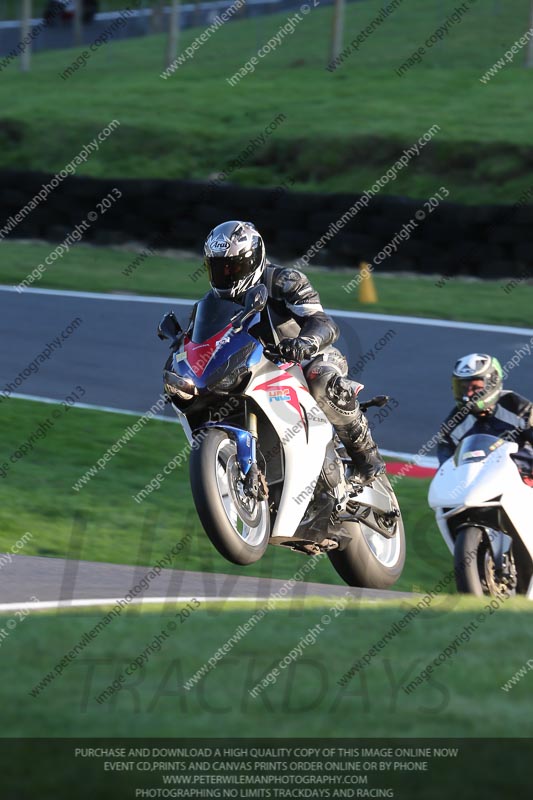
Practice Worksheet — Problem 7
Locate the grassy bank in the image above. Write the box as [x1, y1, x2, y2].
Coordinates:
[2, 240, 533, 326]
[5, 597, 533, 740]
[0, 0, 532, 203]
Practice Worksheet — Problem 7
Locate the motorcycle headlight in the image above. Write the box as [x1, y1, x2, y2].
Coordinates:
[207, 343, 255, 392]
[216, 368, 249, 391]
[163, 370, 197, 400]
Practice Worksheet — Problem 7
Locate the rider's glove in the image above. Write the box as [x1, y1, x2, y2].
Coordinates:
[278, 336, 319, 363]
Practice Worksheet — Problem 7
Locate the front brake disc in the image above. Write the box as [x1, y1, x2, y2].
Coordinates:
[227, 455, 262, 527]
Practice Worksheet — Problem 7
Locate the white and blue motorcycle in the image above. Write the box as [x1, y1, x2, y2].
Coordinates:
[158, 284, 406, 588]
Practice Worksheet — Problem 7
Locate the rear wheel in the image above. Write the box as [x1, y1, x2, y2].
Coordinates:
[189, 429, 270, 565]
[328, 474, 405, 588]
[454, 526, 516, 596]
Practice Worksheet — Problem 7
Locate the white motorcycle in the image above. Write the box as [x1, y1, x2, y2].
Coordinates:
[428, 433, 533, 596]
[158, 284, 405, 588]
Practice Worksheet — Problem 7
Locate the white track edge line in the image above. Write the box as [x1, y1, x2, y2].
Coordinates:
[1, 285, 531, 335]
[6, 393, 438, 464]
[0, 596, 358, 612]
[381, 448, 438, 468]
[0, 284, 193, 306]
[6, 392, 177, 421]
[6, 393, 439, 464]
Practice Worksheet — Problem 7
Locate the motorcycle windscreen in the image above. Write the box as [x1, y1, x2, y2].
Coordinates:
[186, 292, 260, 388]
[454, 433, 504, 467]
[190, 292, 240, 343]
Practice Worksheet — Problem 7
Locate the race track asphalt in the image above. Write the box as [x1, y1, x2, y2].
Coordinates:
[1, 285, 531, 454]
[0, 553, 416, 606]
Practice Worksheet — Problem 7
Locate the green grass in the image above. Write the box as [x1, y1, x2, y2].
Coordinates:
[1, 0, 533, 203]
[0, 397, 446, 593]
[3, 240, 533, 327]
[4, 598, 533, 742]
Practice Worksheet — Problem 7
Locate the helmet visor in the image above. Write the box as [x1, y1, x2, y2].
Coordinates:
[453, 377, 481, 404]
[452, 377, 500, 412]
[205, 250, 263, 291]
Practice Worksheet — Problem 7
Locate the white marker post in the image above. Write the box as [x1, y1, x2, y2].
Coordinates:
[526, 0, 533, 68]
[165, 0, 181, 69]
[73, 0, 82, 46]
[329, 0, 345, 64]
[20, 0, 32, 72]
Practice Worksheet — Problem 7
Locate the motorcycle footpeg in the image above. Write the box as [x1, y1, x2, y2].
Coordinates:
[347, 480, 365, 497]
[346, 494, 365, 515]
[346, 503, 359, 517]
[380, 508, 401, 521]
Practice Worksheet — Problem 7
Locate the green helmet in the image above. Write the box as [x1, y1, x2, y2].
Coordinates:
[452, 353, 503, 413]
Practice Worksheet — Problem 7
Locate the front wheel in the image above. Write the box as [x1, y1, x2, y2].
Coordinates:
[454, 526, 516, 596]
[328, 474, 406, 588]
[189, 429, 270, 565]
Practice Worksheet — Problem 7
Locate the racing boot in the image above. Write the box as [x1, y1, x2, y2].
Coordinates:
[338, 415, 386, 485]
[326, 377, 385, 484]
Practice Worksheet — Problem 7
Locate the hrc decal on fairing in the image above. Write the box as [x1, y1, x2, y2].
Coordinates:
[254, 371, 308, 437]
[268, 387, 291, 403]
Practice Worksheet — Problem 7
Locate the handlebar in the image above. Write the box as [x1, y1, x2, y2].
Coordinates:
[262, 345, 302, 366]
[359, 395, 389, 412]
[262, 345, 283, 362]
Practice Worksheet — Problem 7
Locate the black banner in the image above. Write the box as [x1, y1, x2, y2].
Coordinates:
[1, 738, 531, 799]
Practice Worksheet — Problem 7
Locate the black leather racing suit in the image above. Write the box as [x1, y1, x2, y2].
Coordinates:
[197, 263, 383, 479]
[437, 390, 533, 475]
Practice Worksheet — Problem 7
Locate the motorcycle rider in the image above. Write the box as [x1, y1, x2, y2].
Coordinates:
[437, 353, 533, 482]
[197, 220, 386, 484]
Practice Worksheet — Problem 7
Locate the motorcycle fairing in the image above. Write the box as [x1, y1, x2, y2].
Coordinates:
[245, 359, 332, 539]
[429, 434, 533, 562]
[174, 315, 262, 392]
[183, 323, 233, 378]
[195, 422, 256, 476]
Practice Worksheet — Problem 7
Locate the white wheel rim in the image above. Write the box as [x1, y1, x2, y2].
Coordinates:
[360, 519, 403, 568]
[214, 438, 269, 547]
[359, 477, 403, 568]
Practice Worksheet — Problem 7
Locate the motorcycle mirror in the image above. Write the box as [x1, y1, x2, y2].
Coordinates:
[243, 283, 268, 313]
[158, 311, 182, 341]
[232, 284, 268, 331]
